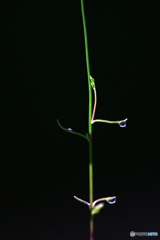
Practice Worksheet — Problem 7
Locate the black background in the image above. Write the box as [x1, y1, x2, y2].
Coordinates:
[1, 1, 160, 239]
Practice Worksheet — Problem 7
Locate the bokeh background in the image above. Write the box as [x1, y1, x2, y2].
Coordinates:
[1, 1, 160, 239]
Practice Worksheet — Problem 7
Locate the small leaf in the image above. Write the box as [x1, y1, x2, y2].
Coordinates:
[90, 76, 95, 89]
[74, 196, 90, 206]
[91, 203, 104, 215]
[57, 119, 89, 141]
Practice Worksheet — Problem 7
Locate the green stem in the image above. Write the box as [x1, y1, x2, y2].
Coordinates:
[80, 0, 92, 134]
[80, 1, 94, 240]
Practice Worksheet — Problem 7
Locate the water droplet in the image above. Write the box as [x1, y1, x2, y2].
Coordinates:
[108, 197, 116, 204]
[119, 121, 127, 128]
[67, 128, 73, 131]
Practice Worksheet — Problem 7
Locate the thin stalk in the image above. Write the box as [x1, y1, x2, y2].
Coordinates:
[91, 87, 97, 123]
[80, 1, 94, 240]
[80, 0, 92, 134]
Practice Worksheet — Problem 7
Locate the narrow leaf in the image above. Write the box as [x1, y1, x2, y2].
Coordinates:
[74, 196, 90, 206]
[57, 119, 89, 141]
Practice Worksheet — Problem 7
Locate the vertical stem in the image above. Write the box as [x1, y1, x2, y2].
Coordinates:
[80, 0, 92, 134]
[80, 1, 94, 240]
[90, 214, 94, 240]
[89, 140, 94, 240]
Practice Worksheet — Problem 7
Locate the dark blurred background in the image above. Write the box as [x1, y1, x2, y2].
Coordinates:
[1, 1, 160, 239]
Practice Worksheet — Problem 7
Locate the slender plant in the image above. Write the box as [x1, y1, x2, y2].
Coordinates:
[57, 1, 128, 239]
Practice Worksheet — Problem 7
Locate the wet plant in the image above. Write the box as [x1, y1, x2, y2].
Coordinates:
[57, 1, 128, 239]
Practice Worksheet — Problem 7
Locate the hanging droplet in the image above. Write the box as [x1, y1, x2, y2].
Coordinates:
[108, 197, 116, 204]
[67, 128, 73, 131]
[119, 121, 127, 128]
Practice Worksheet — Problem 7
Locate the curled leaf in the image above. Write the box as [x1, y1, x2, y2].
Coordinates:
[106, 196, 116, 204]
[93, 196, 116, 207]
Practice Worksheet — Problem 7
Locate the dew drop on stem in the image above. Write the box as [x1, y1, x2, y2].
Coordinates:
[108, 198, 116, 204]
[119, 121, 127, 128]
[67, 128, 73, 131]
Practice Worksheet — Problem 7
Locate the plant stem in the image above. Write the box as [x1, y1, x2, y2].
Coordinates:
[91, 87, 97, 123]
[80, 0, 92, 133]
[80, 1, 94, 239]
[89, 139, 93, 240]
